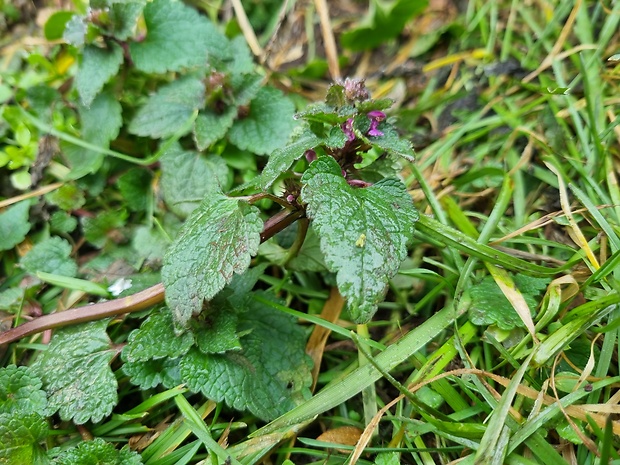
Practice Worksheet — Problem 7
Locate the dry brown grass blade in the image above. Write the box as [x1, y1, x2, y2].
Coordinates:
[0, 182, 63, 209]
[230, 0, 263, 57]
[522, 0, 582, 85]
[314, 0, 340, 80]
[545, 161, 600, 269]
[306, 287, 344, 392]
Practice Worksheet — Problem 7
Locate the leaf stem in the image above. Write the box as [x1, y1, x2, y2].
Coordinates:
[260, 208, 304, 242]
[246, 192, 293, 209]
[285, 217, 309, 265]
[0, 283, 166, 345]
[20, 107, 198, 167]
[0, 208, 305, 345]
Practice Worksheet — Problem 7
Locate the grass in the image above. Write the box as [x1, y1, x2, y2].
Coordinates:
[2, 0, 620, 463]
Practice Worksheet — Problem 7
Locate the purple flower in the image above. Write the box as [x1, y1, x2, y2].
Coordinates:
[367, 111, 385, 137]
[304, 149, 317, 163]
[342, 78, 370, 102]
[367, 110, 386, 121]
[342, 118, 356, 142]
[368, 122, 383, 137]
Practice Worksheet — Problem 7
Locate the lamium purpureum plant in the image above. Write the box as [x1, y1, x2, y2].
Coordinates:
[0, 78, 418, 425]
[162, 77, 419, 330]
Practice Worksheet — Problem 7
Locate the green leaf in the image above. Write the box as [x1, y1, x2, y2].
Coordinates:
[63, 15, 86, 46]
[82, 210, 128, 248]
[231, 73, 269, 106]
[75, 42, 124, 107]
[0, 412, 48, 465]
[160, 144, 231, 218]
[108, 1, 145, 40]
[225, 263, 269, 309]
[0, 200, 30, 251]
[117, 168, 153, 212]
[375, 452, 401, 465]
[324, 84, 347, 107]
[260, 127, 323, 189]
[45, 184, 85, 211]
[50, 437, 142, 465]
[466, 276, 549, 330]
[0, 365, 47, 415]
[50, 211, 78, 234]
[194, 307, 241, 354]
[21, 236, 77, 277]
[122, 307, 194, 362]
[131, 225, 169, 263]
[341, 0, 429, 51]
[180, 293, 312, 421]
[32, 320, 117, 424]
[122, 357, 182, 390]
[64, 92, 123, 177]
[356, 98, 395, 113]
[129, 0, 223, 73]
[296, 102, 356, 125]
[362, 122, 415, 162]
[161, 193, 263, 328]
[129, 76, 204, 139]
[301, 157, 418, 322]
[0, 288, 25, 312]
[226, 35, 255, 74]
[44, 11, 75, 40]
[193, 107, 236, 151]
[228, 86, 297, 155]
[193, 73, 263, 151]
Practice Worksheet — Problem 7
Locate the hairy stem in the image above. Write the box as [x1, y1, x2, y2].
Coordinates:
[0, 208, 305, 345]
